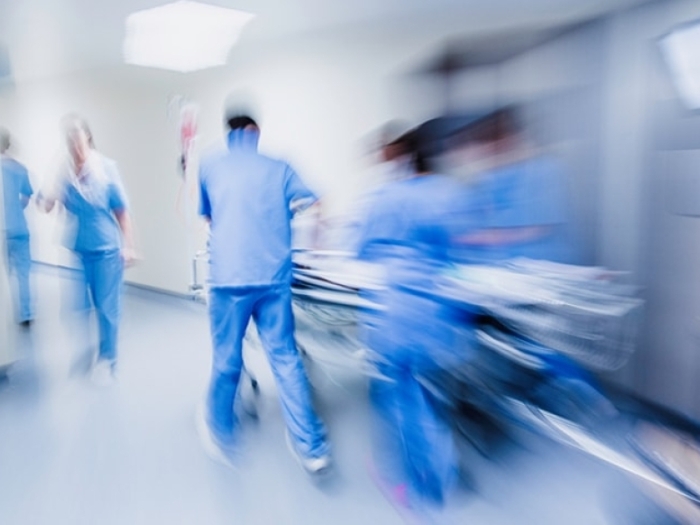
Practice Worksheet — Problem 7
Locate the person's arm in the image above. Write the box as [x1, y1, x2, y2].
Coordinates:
[114, 209, 138, 267]
[198, 165, 212, 224]
[457, 225, 551, 247]
[106, 163, 139, 266]
[284, 165, 317, 214]
[36, 194, 57, 213]
[36, 167, 65, 213]
[19, 167, 33, 209]
[285, 164, 324, 248]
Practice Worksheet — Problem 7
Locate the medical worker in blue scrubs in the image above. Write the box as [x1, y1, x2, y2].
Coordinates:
[448, 107, 570, 265]
[38, 115, 136, 385]
[197, 114, 331, 474]
[1, 128, 34, 326]
[448, 108, 612, 427]
[356, 129, 468, 511]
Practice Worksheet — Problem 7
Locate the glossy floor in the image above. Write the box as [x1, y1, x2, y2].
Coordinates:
[0, 270, 673, 524]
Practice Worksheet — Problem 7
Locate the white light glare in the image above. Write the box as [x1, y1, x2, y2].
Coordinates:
[124, 1, 255, 73]
[660, 23, 700, 109]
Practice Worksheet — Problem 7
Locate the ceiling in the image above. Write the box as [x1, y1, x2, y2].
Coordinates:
[0, 0, 653, 82]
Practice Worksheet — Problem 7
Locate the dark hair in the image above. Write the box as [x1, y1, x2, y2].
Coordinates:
[464, 106, 521, 144]
[226, 115, 258, 132]
[0, 127, 9, 153]
[391, 129, 435, 174]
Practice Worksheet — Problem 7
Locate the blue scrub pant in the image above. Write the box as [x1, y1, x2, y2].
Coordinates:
[366, 287, 458, 505]
[5, 236, 33, 323]
[78, 250, 123, 363]
[207, 284, 328, 457]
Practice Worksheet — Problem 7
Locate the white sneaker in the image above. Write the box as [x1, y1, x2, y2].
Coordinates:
[285, 429, 332, 475]
[90, 360, 116, 386]
[196, 402, 237, 469]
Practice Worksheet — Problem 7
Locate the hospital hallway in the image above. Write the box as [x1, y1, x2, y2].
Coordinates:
[0, 267, 682, 525]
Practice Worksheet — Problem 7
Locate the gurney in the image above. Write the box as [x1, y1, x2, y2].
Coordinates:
[288, 251, 700, 519]
[192, 249, 700, 518]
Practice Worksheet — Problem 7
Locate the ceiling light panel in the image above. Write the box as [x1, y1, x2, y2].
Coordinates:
[124, 1, 255, 73]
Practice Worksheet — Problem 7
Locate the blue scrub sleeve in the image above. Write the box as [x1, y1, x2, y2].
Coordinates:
[284, 165, 316, 211]
[108, 182, 128, 213]
[104, 161, 129, 212]
[355, 190, 404, 262]
[20, 168, 33, 197]
[530, 161, 566, 227]
[199, 174, 211, 218]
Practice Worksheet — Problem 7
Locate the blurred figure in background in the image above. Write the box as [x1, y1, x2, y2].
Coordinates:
[313, 121, 413, 252]
[447, 107, 571, 264]
[1, 127, 34, 327]
[363, 121, 415, 191]
[197, 113, 331, 474]
[37, 114, 136, 385]
[356, 128, 467, 512]
[445, 107, 614, 423]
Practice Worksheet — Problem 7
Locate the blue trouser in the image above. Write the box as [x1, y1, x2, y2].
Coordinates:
[5, 236, 32, 322]
[78, 250, 123, 363]
[366, 286, 458, 505]
[207, 284, 328, 457]
[370, 365, 457, 504]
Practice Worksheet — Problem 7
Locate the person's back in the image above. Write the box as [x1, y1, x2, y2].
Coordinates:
[1, 157, 32, 240]
[200, 128, 314, 287]
[1, 129, 34, 326]
[357, 174, 456, 285]
[197, 114, 330, 475]
[444, 107, 571, 265]
[355, 137, 461, 508]
[450, 154, 570, 264]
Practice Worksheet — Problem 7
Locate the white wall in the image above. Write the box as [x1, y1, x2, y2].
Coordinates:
[0, 29, 444, 294]
[0, 70, 194, 291]
[615, 0, 700, 418]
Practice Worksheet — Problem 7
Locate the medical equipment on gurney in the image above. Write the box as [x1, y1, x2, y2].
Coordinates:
[289, 250, 384, 376]
[192, 249, 640, 380]
[193, 249, 700, 512]
[291, 252, 700, 513]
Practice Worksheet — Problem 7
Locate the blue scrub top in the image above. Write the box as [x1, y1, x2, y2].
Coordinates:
[199, 129, 316, 288]
[356, 174, 473, 363]
[58, 154, 128, 254]
[1, 157, 33, 239]
[450, 156, 570, 264]
[356, 174, 462, 289]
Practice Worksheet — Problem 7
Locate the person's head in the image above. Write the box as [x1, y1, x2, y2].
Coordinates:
[226, 114, 259, 134]
[441, 106, 526, 174]
[382, 136, 409, 163]
[464, 106, 522, 153]
[375, 121, 411, 163]
[0, 127, 10, 154]
[62, 114, 94, 165]
[391, 129, 435, 176]
[224, 113, 260, 150]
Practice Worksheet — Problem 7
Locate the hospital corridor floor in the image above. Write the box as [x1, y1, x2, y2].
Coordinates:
[0, 269, 653, 524]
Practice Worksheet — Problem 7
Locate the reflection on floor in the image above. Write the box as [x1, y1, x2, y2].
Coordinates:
[0, 270, 682, 524]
